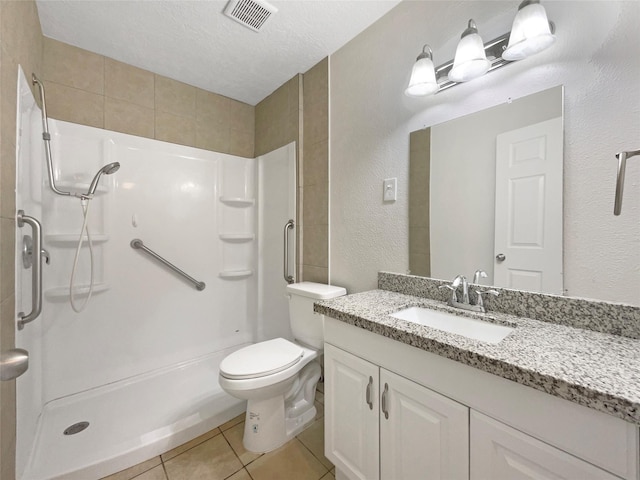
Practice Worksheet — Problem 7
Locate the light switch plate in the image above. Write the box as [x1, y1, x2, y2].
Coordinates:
[383, 178, 397, 202]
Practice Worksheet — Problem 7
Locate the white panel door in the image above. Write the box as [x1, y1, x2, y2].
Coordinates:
[380, 369, 469, 480]
[494, 117, 563, 294]
[325, 344, 380, 480]
[470, 411, 620, 480]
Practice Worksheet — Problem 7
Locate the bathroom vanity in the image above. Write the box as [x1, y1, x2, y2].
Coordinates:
[317, 275, 640, 480]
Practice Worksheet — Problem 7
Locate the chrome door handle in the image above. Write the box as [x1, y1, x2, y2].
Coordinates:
[1, 349, 29, 381]
[496, 253, 506, 262]
[283, 219, 294, 284]
[381, 383, 389, 419]
[17, 210, 44, 330]
[365, 376, 373, 410]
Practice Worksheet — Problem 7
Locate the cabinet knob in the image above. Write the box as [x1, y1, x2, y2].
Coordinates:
[496, 253, 506, 262]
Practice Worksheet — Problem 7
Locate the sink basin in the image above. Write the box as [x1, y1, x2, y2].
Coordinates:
[390, 307, 514, 344]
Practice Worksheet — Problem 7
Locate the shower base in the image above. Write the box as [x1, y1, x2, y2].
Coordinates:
[20, 345, 248, 480]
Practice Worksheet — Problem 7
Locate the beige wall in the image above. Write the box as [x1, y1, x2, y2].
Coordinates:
[0, 2, 43, 478]
[408, 128, 430, 277]
[42, 38, 255, 158]
[301, 58, 328, 283]
[254, 59, 329, 284]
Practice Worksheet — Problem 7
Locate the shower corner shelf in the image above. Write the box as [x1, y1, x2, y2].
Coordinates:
[45, 234, 110, 246]
[219, 233, 255, 242]
[219, 270, 253, 279]
[219, 196, 255, 207]
[45, 283, 110, 300]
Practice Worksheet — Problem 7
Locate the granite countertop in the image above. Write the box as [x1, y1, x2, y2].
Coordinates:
[315, 289, 640, 426]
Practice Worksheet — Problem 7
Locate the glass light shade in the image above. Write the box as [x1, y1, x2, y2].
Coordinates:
[405, 56, 438, 97]
[503, 1, 556, 61]
[449, 32, 491, 82]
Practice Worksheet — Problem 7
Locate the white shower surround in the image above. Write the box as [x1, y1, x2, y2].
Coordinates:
[15, 70, 296, 479]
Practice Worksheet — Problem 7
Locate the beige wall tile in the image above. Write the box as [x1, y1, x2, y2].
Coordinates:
[0, 218, 15, 302]
[302, 183, 328, 226]
[155, 111, 196, 148]
[303, 140, 328, 187]
[44, 81, 104, 128]
[227, 99, 254, 134]
[302, 265, 328, 284]
[155, 76, 195, 118]
[105, 58, 154, 108]
[0, 377, 16, 480]
[409, 226, 430, 255]
[43, 38, 104, 94]
[0, 124, 17, 219]
[196, 88, 229, 122]
[409, 253, 430, 277]
[303, 99, 328, 147]
[303, 57, 328, 104]
[105, 97, 154, 139]
[229, 128, 254, 158]
[196, 117, 229, 153]
[302, 224, 328, 268]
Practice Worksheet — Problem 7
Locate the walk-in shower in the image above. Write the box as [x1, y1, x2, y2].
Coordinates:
[15, 68, 296, 479]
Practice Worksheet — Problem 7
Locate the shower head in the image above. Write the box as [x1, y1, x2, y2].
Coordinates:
[86, 162, 120, 197]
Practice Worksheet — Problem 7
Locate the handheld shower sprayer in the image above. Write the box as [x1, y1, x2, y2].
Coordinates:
[85, 162, 121, 198]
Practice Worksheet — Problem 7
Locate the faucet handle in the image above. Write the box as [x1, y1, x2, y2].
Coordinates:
[475, 289, 499, 309]
[439, 284, 458, 303]
[473, 270, 487, 284]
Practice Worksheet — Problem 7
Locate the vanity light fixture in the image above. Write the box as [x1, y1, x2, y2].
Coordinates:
[405, 45, 439, 97]
[449, 20, 491, 83]
[405, 0, 555, 96]
[503, 0, 556, 61]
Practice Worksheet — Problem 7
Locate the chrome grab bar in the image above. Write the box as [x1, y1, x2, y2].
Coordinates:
[130, 239, 205, 291]
[283, 219, 294, 284]
[614, 149, 640, 215]
[17, 210, 43, 330]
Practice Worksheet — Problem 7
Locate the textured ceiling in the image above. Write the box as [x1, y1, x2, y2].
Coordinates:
[35, 0, 401, 105]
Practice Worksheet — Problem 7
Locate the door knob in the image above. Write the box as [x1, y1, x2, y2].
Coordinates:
[496, 254, 506, 262]
[1, 349, 29, 381]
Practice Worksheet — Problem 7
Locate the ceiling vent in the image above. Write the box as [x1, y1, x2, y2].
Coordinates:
[223, 0, 277, 32]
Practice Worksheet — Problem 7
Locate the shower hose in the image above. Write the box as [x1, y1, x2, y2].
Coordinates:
[69, 198, 94, 313]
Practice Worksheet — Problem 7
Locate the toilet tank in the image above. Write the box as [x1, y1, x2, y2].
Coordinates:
[286, 282, 347, 349]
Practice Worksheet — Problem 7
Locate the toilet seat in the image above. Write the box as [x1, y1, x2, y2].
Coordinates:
[220, 338, 303, 380]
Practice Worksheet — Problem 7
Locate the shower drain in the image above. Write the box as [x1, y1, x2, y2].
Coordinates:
[63, 421, 90, 435]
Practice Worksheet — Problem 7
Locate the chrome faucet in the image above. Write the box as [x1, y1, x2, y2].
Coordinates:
[439, 272, 499, 313]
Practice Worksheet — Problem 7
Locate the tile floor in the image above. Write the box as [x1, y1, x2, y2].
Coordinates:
[101, 383, 334, 480]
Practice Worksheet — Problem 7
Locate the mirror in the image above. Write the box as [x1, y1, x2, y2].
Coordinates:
[409, 86, 564, 295]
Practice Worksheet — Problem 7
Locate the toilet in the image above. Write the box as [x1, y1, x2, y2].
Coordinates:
[218, 282, 346, 453]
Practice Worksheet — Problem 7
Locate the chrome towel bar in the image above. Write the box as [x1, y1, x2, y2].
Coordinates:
[17, 210, 44, 330]
[130, 238, 206, 291]
[283, 219, 294, 284]
[614, 149, 640, 215]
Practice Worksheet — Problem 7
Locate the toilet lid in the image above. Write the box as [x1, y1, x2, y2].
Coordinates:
[220, 338, 304, 380]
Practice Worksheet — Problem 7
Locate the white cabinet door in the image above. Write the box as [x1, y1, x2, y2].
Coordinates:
[325, 344, 380, 480]
[470, 411, 621, 480]
[380, 369, 469, 480]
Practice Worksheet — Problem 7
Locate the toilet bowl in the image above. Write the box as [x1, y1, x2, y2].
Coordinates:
[218, 282, 346, 453]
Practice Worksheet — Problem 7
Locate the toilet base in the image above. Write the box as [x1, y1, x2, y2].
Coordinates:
[242, 361, 321, 453]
